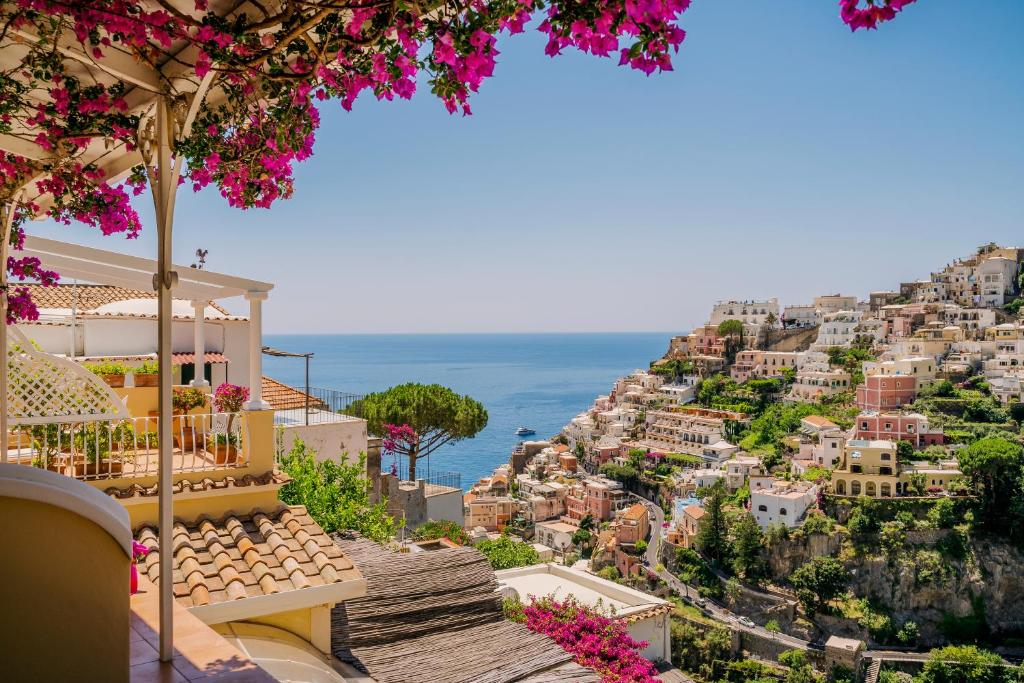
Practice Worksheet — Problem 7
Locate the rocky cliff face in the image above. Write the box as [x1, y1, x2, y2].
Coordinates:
[845, 534, 1024, 646]
[764, 531, 844, 578]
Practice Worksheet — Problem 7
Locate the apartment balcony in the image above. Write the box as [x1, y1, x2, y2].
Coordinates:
[6, 411, 248, 483]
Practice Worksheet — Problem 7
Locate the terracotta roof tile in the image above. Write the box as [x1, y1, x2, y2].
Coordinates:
[261, 376, 328, 411]
[621, 503, 648, 521]
[23, 284, 231, 315]
[104, 470, 289, 500]
[136, 505, 360, 608]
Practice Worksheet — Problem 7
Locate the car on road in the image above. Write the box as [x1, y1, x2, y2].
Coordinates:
[736, 616, 755, 628]
[694, 597, 707, 608]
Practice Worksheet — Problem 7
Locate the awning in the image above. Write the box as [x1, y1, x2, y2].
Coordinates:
[171, 353, 230, 365]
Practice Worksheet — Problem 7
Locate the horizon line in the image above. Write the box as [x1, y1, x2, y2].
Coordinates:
[262, 330, 686, 336]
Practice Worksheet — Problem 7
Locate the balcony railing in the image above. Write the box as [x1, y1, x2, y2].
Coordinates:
[6, 413, 246, 481]
[271, 387, 365, 427]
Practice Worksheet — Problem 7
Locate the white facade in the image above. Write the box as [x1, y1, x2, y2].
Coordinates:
[751, 481, 818, 529]
[708, 298, 780, 328]
[811, 310, 865, 350]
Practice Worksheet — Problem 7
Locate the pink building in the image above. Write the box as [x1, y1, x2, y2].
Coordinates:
[563, 477, 626, 524]
[854, 411, 944, 448]
[614, 503, 650, 546]
[855, 374, 917, 411]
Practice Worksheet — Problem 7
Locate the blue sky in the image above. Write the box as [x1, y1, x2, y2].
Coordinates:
[29, 0, 1024, 333]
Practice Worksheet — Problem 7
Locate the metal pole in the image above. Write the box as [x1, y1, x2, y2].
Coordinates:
[304, 354, 310, 426]
[154, 97, 176, 663]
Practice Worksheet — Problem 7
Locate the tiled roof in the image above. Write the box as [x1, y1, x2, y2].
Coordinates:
[105, 470, 288, 500]
[684, 504, 706, 519]
[621, 603, 673, 625]
[136, 505, 361, 608]
[621, 503, 648, 521]
[261, 376, 327, 411]
[22, 284, 231, 315]
[171, 352, 230, 365]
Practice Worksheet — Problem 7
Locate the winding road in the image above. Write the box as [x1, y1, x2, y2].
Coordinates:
[630, 494, 816, 652]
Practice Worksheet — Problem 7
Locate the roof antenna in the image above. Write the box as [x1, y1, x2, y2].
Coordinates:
[191, 248, 208, 270]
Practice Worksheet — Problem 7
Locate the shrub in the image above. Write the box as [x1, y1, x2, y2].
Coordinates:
[475, 536, 540, 570]
[896, 620, 919, 645]
[802, 511, 834, 535]
[765, 619, 781, 633]
[278, 441, 398, 542]
[414, 519, 471, 545]
[519, 595, 660, 683]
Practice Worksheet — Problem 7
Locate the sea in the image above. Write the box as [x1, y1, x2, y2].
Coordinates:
[262, 333, 673, 489]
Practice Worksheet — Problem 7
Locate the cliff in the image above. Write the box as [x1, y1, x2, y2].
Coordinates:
[844, 533, 1024, 645]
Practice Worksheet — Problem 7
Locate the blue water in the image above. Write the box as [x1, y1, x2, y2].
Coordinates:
[262, 333, 672, 488]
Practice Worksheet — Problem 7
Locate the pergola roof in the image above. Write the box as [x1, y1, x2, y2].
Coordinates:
[0, 0, 245, 213]
[14, 236, 272, 302]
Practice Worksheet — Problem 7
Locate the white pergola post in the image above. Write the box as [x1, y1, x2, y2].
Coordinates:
[191, 300, 209, 387]
[151, 96, 177, 663]
[244, 291, 270, 410]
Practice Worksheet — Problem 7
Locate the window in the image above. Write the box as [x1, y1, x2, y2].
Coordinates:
[885, 423, 893, 431]
[881, 453, 891, 461]
[861, 421, 869, 429]
[779, 508, 787, 515]
[757, 505, 768, 512]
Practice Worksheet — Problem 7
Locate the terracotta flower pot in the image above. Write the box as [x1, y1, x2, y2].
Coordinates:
[133, 373, 159, 387]
[73, 458, 123, 478]
[102, 374, 126, 388]
[172, 414, 197, 451]
[208, 443, 238, 465]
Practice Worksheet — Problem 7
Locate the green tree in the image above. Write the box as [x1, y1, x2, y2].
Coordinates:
[475, 536, 540, 570]
[279, 440, 399, 543]
[730, 513, 764, 579]
[717, 319, 745, 364]
[352, 383, 488, 481]
[696, 481, 730, 566]
[802, 511, 835, 535]
[789, 556, 849, 614]
[918, 645, 1009, 683]
[927, 498, 957, 529]
[957, 436, 1024, 535]
[896, 440, 915, 462]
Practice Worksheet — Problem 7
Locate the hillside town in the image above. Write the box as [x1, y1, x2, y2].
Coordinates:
[451, 243, 1024, 682]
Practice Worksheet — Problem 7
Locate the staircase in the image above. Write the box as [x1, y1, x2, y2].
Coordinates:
[864, 659, 881, 683]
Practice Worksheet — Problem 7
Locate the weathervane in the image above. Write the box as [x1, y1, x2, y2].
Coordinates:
[191, 248, 208, 270]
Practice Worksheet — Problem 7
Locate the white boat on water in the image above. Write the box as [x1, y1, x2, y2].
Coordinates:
[515, 426, 536, 436]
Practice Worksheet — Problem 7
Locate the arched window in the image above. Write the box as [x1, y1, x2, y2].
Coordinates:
[779, 508, 787, 515]
[851, 481, 862, 495]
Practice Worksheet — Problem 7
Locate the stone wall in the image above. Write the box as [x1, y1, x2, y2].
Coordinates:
[762, 326, 820, 352]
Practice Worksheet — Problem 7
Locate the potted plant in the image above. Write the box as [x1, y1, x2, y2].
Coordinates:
[84, 361, 131, 388]
[209, 383, 248, 464]
[172, 387, 207, 450]
[30, 423, 72, 472]
[132, 360, 160, 387]
[72, 422, 119, 478]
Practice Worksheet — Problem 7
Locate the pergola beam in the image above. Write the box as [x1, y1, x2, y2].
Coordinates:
[8, 26, 162, 92]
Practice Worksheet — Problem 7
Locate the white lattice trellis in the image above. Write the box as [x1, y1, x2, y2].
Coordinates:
[6, 327, 130, 425]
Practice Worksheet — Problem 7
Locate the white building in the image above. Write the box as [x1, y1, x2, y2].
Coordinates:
[751, 481, 819, 529]
[534, 520, 579, 555]
[811, 310, 866, 350]
[709, 298, 780, 328]
[496, 564, 672, 665]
